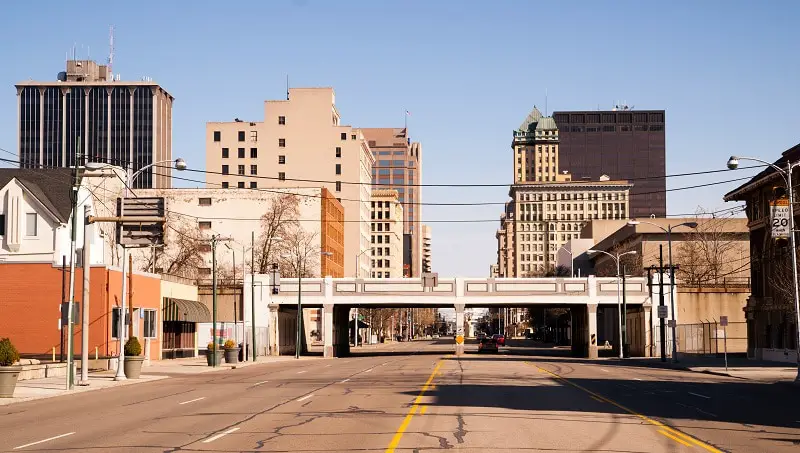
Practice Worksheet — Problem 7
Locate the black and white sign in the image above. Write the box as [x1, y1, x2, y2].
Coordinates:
[720, 315, 728, 327]
[657, 306, 669, 319]
[771, 199, 790, 239]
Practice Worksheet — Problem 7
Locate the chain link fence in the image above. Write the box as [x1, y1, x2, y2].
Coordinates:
[676, 321, 747, 356]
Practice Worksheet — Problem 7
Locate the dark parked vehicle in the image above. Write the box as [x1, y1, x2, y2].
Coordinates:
[478, 337, 498, 353]
[492, 334, 505, 346]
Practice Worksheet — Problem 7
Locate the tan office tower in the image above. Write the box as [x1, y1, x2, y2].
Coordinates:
[361, 128, 422, 277]
[17, 59, 174, 188]
[206, 88, 374, 277]
[369, 189, 404, 278]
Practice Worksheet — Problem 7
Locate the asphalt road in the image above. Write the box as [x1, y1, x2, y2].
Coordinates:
[1, 339, 798, 452]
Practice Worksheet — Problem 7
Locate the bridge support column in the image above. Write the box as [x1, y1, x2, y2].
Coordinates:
[323, 304, 334, 358]
[454, 304, 465, 356]
[269, 304, 280, 356]
[587, 303, 598, 359]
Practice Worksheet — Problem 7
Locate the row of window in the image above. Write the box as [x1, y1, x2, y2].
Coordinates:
[371, 259, 391, 268]
[221, 147, 258, 159]
[517, 192, 628, 201]
[222, 164, 258, 176]
[371, 271, 392, 278]
[220, 181, 258, 188]
[0, 213, 38, 237]
[371, 222, 393, 232]
[518, 212, 626, 221]
[371, 210, 392, 220]
[111, 307, 157, 339]
[371, 247, 391, 256]
[371, 234, 392, 244]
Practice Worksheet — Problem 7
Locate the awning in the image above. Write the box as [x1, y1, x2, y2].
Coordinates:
[349, 319, 370, 329]
[163, 298, 211, 323]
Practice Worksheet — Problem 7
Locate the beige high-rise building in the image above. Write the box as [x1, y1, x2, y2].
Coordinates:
[369, 189, 404, 278]
[422, 224, 432, 273]
[497, 111, 632, 276]
[361, 128, 422, 277]
[206, 88, 374, 276]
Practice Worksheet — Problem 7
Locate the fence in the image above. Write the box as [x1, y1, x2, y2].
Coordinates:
[676, 321, 747, 356]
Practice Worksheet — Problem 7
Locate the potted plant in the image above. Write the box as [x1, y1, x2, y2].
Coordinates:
[223, 339, 240, 364]
[206, 342, 223, 366]
[123, 337, 145, 379]
[0, 338, 21, 398]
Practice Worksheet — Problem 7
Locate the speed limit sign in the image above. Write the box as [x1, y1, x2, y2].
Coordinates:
[771, 198, 790, 239]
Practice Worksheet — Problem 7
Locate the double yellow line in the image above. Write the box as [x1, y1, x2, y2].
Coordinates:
[384, 360, 443, 453]
[535, 365, 723, 452]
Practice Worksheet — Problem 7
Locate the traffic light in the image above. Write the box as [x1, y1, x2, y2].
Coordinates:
[773, 186, 787, 198]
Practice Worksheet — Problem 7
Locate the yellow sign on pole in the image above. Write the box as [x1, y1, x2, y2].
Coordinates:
[455, 335, 464, 345]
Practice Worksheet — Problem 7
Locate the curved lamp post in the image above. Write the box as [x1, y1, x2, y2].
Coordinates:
[627, 220, 697, 363]
[727, 155, 800, 382]
[588, 249, 637, 359]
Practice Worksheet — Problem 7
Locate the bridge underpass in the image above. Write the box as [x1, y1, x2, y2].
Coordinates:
[245, 275, 664, 359]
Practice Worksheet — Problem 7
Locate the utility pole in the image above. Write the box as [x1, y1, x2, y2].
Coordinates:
[211, 234, 219, 366]
[60, 256, 66, 362]
[79, 204, 91, 386]
[296, 253, 303, 360]
[65, 137, 80, 390]
[622, 264, 628, 358]
[251, 231, 256, 361]
[659, 245, 667, 362]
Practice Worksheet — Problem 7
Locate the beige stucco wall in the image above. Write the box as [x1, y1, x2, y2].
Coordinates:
[160, 278, 199, 302]
[677, 290, 748, 325]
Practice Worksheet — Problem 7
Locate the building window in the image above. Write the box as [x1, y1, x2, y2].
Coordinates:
[198, 198, 212, 206]
[198, 267, 212, 276]
[335, 164, 341, 175]
[0, 214, 5, 236]
[222, 182, 229, 188]
[112, 307, 124, 339]
[278, 116, 286, 125]
[250, 148, 258, 158]
[250, 130, 258, 142]
[250, 165, 258, 175]
[199, 221, 212, 229]
[143, 309, 157, 338]
[238, 131, 245, 141]
[238, 181, 245, 188]
[222, 148, 229, 158]
[238, 148, 245, 158]
[279, 155, 286, 164]
[335, 181, 341, 192]
[213, 131, 221, 142]
[238, 165, 245, 175]
[250, 182, 257, 189]
[335, 147, 342, 158]
[340, 132, 347, 140]
[25, 213, 37, 236]
[222, 165, 229, 175]
[279, 138, 286, 147]
[279, 172, 286, 181]
[351, 134, 356, 140]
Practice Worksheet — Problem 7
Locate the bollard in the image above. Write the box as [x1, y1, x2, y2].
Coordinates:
[52, 347, 56, 362]
[95, 346, 98, 361]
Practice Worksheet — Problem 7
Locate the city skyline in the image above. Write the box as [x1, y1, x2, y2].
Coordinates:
[1, 1, 799, 276]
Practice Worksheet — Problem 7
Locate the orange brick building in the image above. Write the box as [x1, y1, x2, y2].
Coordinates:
[0, 263, 162, 361]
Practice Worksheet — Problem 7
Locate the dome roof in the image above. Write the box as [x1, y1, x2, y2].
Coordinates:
[519, 106, 542, 132]
[535, 116, 557, 131]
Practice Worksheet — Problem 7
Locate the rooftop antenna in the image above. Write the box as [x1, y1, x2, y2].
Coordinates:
[108, 25, 115, 81]
[286, 74, 289, 100]
[545, 88, 548, 116]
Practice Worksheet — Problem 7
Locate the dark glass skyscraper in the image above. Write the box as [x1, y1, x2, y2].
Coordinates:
[552, 109, 666, 218]
[16, 60, 174, 188]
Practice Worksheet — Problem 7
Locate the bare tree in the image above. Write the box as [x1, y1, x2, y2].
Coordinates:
[255, 194, 301, 273]
[150, 215, 208, 279]
[279, 226, 320, 278]
[674, 213, 745, 286]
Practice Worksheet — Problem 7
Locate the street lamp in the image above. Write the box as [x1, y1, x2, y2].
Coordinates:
[588, 249, 637, 359]
[727, 155, 800, 382]
[87, 158, 187, 380]
[353, 249, 370, 347]
[627, 219, 698, 363]
[295, 250, 334, 359]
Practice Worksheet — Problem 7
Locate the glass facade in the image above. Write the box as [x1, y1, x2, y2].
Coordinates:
[132, 87, 154, 188]
[19, 87, 40, 168]
[43, 88, 63, 168]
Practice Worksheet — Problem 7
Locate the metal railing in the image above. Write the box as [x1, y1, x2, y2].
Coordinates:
[676, 321, 747, 355]
[679, 277, 751, 291]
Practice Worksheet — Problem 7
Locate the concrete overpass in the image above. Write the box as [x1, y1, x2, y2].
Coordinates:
[244, 276, 660, 359]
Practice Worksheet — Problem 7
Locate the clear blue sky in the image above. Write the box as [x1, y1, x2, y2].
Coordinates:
[1, 1, 799, 277]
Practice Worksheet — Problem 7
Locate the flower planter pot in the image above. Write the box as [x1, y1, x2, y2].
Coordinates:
[0, 365, 23, 397]
[124, 356, 145, 379]
[224, 348, 240, 364]
[206, 350, 223, 366]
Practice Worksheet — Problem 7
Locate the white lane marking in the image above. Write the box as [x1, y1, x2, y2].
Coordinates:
[202, 427, 239, 443]
[365, 368, 373, 373]
[634, 378, 643, 381]
[340, 378, 350, 383]
[696, 408, 718, 418]
[600, 368, 609, 373]
[688, 392, 711, 399]
[297, 370, 307, 374]
[13, 433, 75, 450]
[296, 394, 314, 402]
[179, 397, 206, 405]
[252, 380, 269, 386]
[325, 364, 332, 367]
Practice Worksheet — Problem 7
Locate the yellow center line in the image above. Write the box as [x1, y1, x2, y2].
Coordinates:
[420, 405, 428, 415]
[659, 429, 693, 447]
[385, 360, 443, 453]
[531, 363, 722, 453]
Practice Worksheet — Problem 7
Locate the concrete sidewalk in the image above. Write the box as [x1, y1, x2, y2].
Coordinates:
[624, 355, 798, 383]
[0, 354, 310, 406]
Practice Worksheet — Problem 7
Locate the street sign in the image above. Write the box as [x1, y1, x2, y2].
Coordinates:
[116, 197, 166, 247]
[770, 198, 790, 239]
[455, 335, 464, 345]
[657, 306, 669, 319]
[59, 302, 80, 329]
[667, 320, 676, 328]
[720, 316, 729, 327]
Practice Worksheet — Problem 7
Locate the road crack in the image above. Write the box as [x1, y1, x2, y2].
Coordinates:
[453, 413, 467, 444]
[421, 431, 454, 449]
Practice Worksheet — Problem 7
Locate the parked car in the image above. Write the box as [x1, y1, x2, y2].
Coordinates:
[492, 334, 506, 346]
[478, 337, 498, 353]
[477, 332, 486, 340]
